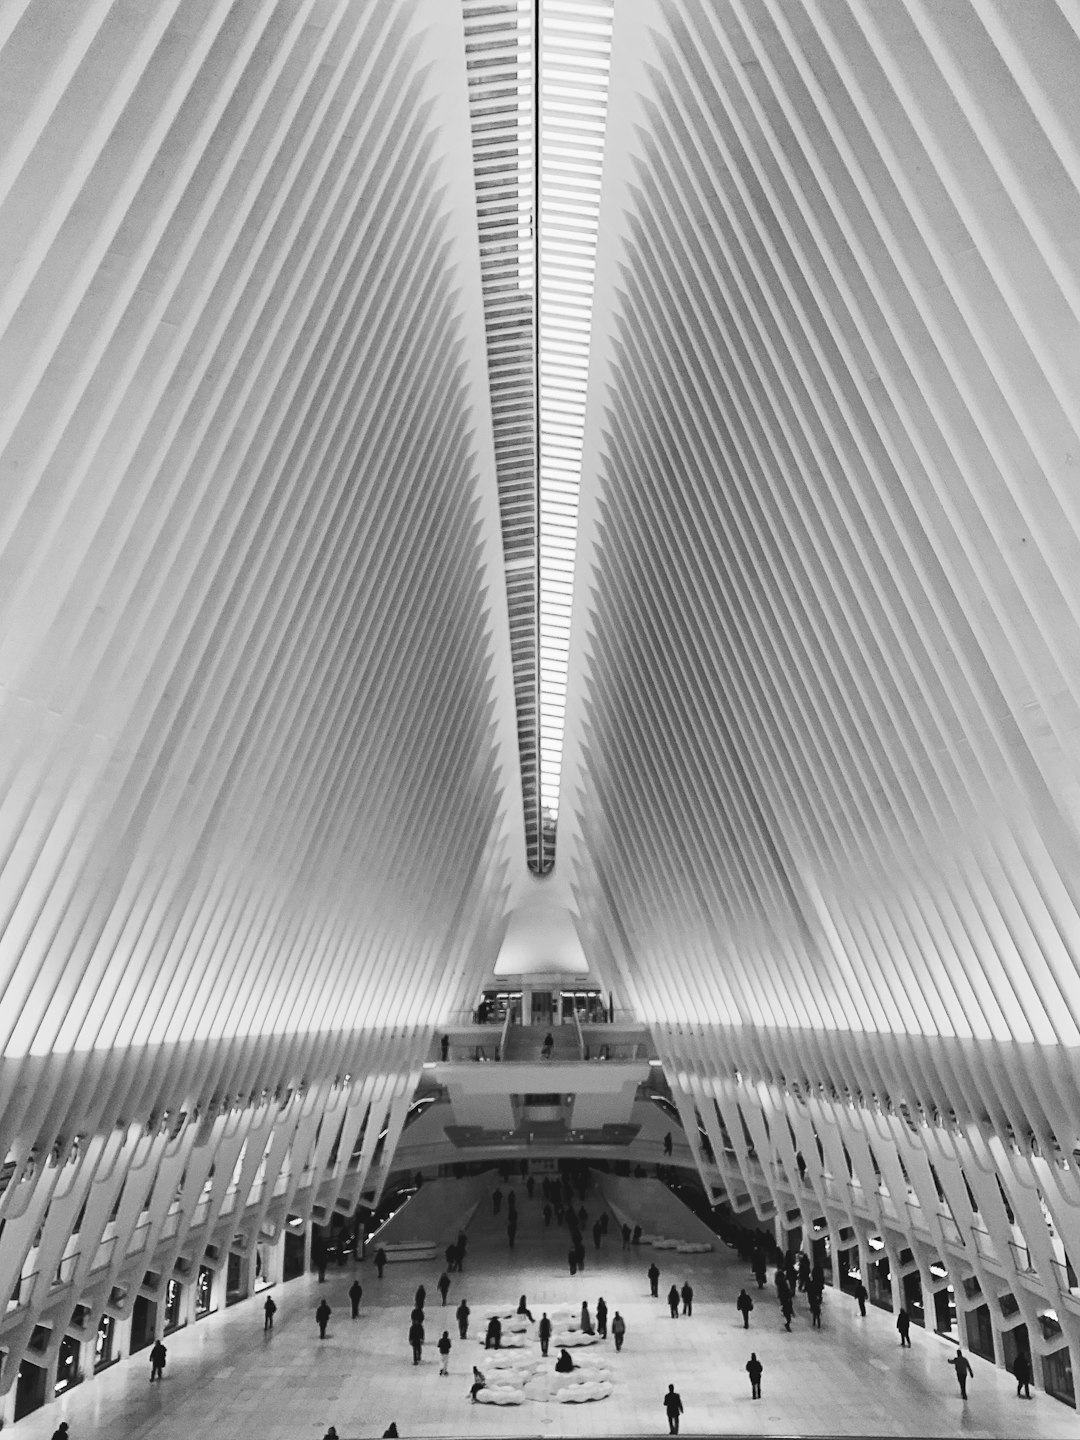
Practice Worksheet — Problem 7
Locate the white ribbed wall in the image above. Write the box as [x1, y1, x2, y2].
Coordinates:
[561, 0, 1080, 1389]
[0, 0, 522, 1396]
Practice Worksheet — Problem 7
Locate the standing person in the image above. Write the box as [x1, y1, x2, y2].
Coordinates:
[596, 1296, 608, 1339]
[568, 1247, 578, 1276]
[264, 1294, 277, 1331]
[409, 1316, 425, 1365]
[526, 1174, 536, 1199]
[663, 1132, 673, 1156]
[375, 1247, 387, 1279]
[780, 1293, 794, 1331]
[947, 1348, 973, 1399]
[580, 1300, 594, 1335]
[663, 1383, 684, 1435]
[736, 1288, 753, 1328]
[648, 1261, 661, 1297]
[680, 1281, 693, 1316]
[438, 1330, 452, 1375]
[807, 1288, 822, 1328]
[746, 1352, 763, 1399]
[349, 1279, 363, 1319]
[896, 1308, 911, 1347]
[440, 1033, 449, 1060]
[316, 1299, 332, 1339]
[415, 1284, 426, 1311]
[149, 1338, 167, 1381]
[667, 1284, 680, 1319]
[456, 1298, 470, 1339]
[437, 1271, 451, 1305]
[593, 1219, 603, 1250]
[1013, 1350, 1033, 1399]
[611, 1311, 626, 1351]
[538, 1312, 552, 1356]
[752, 1254, 767, 1288]
[853, 1280, 868, 1317]
[622, 1223, 632, 1250]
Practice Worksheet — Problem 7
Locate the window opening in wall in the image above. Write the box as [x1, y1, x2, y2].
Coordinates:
[54, 1333, 80, 1394]
[164, 1277, 182, 1331]
[195, 1264, 213, 1317]
[94, 1313, 115, 1371]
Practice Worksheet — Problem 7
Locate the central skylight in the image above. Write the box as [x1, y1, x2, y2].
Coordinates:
[463, 0, 613, 873]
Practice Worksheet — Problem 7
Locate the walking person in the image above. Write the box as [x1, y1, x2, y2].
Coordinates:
[808, 1287, 822, 1327]
[947, 1348, 973, 1399]
[438, 1330, 452, 1375]
[611, 1311, 626, 1351]
[50, 1426, 70, 1440]
[457, 1298, 470, 1339]
[746, 1352, 763, 1399]
[375, 1247, 387, 1278]
[680, 1281, 693, 1316]
[853, 1280, 868, 1317]
[409, 1317, 425, 1365]
[539, 1312, 552, 1356]
[1013, 1350, 1033, 1399]
[896, 1308, 911, 1347]
[667, 1284, 680, 1319]
[663, 1383, 684, 1435]
[648, 1261, 660, 1297]
[415, 1284, 426, 1311]
[780, 1292, 794, 1331]
[316, 1299, 332, 1339]
[264, 1294, 277, 1331]
[349, 1279, 363, 1318]
[736, 1288, 753, 1328]
[438, 1271, 451, 1305]
[663, 1132, 673, 1156]
[596, 1296, 608, 1339]
[149, 1339, 167, 1381]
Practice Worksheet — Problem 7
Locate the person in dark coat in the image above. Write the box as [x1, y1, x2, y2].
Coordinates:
[596, 1296, 608, 1338]
[349, 1279, 363, 1318]
[149, 1338, 167, 1381]
[456, 1298, 470, 1339]
[555, 1348, 575, 1373]
[415, 1284, 426, 1310]
[51, 1426, 70, 1440]
[808, 1287, 822, 1327]
[264, 1294, 277, 1330]
[568, 1248, 578, 1276]
[853, 1281, 868, 1317]
[484, 1316, 502, 1349]
[538, 1312, 552, 1356]
[663, 1383, 684, 1434]
[323, 1428, 339, 1440]
[375, 1247, 387, 1278]
[383, 1426, 399, 1438]
[409, 1318, 425, 1364]
[680, 1281, 693, 1316]
[580, 1300, 594, 1335]
[752, 1255, 767, 1288]
[492, 1187, 503, 1215]
[746, 1352, 763, 1399]
[543, 1203, 553, 1227]
[622, 1223, 632, 1249]
[438, 1330, 452, 1375]
[648, 1261, 660, 1297]
[437, 1271, 451, 1304]
[947, 1348, 973, 1398]
[663, 1132, 673, 1156]
[736, 1288, 753, 1328]
[593, 1219, 603, 1249]
[316, 1299, 331, 1339]
[1013, 1350, 1033, 1398]
[780, 1293, 794, 1331]
[896, 1308, 911, 1346]
[611, 1311, 626, 1351]
[667, 1284, 680, 1319]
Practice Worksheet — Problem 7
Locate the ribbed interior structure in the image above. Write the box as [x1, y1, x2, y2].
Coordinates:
[5, 0, 1080, 1415]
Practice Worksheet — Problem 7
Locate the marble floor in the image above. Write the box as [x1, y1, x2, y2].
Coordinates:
[15, 1174, 1076, 1440]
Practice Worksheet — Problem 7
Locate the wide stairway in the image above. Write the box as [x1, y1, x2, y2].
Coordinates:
[500, 1024, 581, 1062]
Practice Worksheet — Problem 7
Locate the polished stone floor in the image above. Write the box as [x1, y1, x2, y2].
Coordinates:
[15, 1174, 1078, 1439]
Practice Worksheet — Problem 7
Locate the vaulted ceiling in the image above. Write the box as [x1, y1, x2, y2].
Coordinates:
[4, 0, 1080, 1406]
